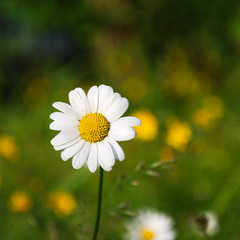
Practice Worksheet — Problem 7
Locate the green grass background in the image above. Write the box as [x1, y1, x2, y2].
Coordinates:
[0, 0, 240, 239]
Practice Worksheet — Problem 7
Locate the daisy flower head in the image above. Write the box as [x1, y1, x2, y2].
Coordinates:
[126, 209, 176, 240]
[50, 85, 141, 173]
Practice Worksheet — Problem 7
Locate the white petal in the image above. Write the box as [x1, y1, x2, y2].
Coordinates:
[98, 160, 112, 172]
[98, 85, 114, 113]
[111, 116, 141, 127]
[54, 136, 81, 151]
[106, 137, 125, 161]
[100, 93, 121, 115]
[61, 139, 85, 161]
[87, 86, 98, 113]
[51, 130, 80, 146]
[50, 112, 79, 126]
[75, 88, 91, 114]
[87, 143, 98, 173]
[50, 121, 78, 131]
[72, 141, 90, 169]
[97, 140, 115, 171]
[52, 102, 81, 119]
[68, 89, 86, 116]
[105, 97, 129, 122]
[108, 125, 136, 141]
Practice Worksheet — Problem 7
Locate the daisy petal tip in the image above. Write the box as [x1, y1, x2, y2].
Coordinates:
[88, 85, 98, 95]
[99, 161, 112, 172]
[88, 167, 97, 173]
[49, 122, 56, 130]
[119, 156, 125, 161]
[133, 129, 137, 138]
[72, 162, 80, 169]
[72, 156, 87, 169]
[61, 151, 69, 161]
[87, 162, 98, 173]
[123, 97, 129, 107]
[50, 138, 55, 146]
[127, 117, 141, 126]
[52, 102, 59, 108]
[104, 166, 112, 172]
[49, 113, 54, 120]
[125, 128, 136, 141]
[53, 145, 60, 151]
[99, 84, 107, 88]
[136, 118, 142, 126]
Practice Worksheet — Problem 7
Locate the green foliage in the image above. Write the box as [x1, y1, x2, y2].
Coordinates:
[0, 0, 240, 239]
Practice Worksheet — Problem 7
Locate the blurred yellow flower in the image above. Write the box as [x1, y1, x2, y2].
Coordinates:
[9, 191, 32, 213]
[159, 146, 176, 162]
[193, 95, 224, 128]
[0, 135, 20, 161]
[193, 109, 212, 128]
[132, 110, 158, 141]
[47, 191, 77, 216]
[163, 46, 210, 98]
[166, 119, 192, 151]
[203, 95, 224, 119]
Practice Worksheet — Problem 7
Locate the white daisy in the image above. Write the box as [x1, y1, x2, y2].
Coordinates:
[50, 84, 141, 173]
[126, 210, 176, 240]
[205, 211, 219, 236]
[193, 211, 219, 236]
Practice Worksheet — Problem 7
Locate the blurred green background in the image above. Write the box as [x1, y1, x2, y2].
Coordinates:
[0, 0, 240, 239]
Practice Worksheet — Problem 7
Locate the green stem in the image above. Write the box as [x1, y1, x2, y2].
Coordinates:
[92, 167, 104, 240]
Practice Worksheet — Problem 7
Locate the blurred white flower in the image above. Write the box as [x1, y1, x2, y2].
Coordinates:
[126, 209, 176, 240]
[50, 85, 141, 172]
[205, 211, 219, 236]
[194, 211, 219, 236]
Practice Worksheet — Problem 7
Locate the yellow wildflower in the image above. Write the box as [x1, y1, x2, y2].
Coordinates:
[193, 95, 224, 128]
[0, 135, 20, 161]
[193, 109, 212, 128]
[9, 191, 32, 213]
[163, 46, 209, 98]
[203, 95, 224, 119]
[166, 119, 192, 151]
[47, 191, 77, 216]
[132, 110, 158, 141]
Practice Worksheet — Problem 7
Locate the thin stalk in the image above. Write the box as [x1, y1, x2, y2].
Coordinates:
[92, 167, 104, 240]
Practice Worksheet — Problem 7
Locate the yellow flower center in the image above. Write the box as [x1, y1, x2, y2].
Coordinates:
[79, 113, 109, 143]
[141, 228, 155, 240]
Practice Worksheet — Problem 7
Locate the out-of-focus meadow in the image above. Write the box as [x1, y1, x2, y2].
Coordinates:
[0, 0, 240, 239]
